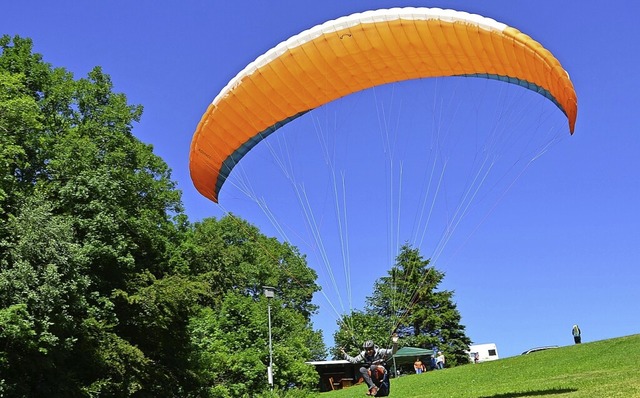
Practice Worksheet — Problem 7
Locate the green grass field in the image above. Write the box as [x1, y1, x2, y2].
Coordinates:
[322, 334, 640, 398]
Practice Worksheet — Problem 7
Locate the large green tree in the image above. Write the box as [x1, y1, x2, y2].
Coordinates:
[368, 243, 471, 366]
[175, 216, 325, 397]
[0, 35, 200, 396]
[0, 35, 325, 397]
[334, 244, 471, 367]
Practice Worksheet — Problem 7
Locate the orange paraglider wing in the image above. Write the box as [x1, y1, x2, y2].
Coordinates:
[190, 7, 577, 203]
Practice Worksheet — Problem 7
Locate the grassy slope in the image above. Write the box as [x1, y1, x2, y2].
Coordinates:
[322, 334, 640, 398]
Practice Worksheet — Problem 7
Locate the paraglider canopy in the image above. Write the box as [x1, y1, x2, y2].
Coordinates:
[189, 7, 577, 203]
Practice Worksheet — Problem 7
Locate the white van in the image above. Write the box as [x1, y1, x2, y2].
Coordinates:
[468, 343, 499, 363]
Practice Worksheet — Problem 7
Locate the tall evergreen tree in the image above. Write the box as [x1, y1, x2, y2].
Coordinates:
[366, 243, 472, 367]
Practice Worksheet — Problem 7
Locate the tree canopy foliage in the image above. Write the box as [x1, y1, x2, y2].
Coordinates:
[0, 35, 323, 397]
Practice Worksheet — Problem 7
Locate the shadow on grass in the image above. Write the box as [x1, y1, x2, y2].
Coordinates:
[479, 388, 578, 398]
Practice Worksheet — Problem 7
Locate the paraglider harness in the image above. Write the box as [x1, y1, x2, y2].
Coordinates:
[364, 357, 391, 396]
[343, 336, 398, 396]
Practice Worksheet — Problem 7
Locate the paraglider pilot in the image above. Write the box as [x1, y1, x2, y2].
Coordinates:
[341, 334, 399, 396]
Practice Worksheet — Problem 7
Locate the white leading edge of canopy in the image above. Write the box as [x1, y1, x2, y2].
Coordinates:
[211, 7, 508, 108]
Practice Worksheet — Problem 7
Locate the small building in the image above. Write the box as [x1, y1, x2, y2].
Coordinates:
[468, 343, 499, 363]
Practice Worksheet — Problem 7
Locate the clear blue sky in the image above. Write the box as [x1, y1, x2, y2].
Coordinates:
[3, 0, 638, 359]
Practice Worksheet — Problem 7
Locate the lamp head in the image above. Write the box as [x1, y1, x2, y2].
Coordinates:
[263, 286, 275, 299]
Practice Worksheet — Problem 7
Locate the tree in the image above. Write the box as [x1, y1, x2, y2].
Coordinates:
[0, 37, 45, 245]
[0, 35, 326, 397]
[370, 244, 471, 366]
[334, 244, 471, 367]
[172, 215, 320, 317]
[188, 292, 322, 397]
[0, 35, 196, 396]
[0, 195, 92, 396]
[332, 310, 393, 359]
[175, 216, 325, 396]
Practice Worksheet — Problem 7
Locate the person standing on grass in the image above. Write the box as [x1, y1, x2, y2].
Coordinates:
[572, 324, 582, 344]
[414, 357, 425, 374]
[435, 351, 445, 369]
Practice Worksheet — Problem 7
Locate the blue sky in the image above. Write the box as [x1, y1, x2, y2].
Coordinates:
[3, 1, 638, 359]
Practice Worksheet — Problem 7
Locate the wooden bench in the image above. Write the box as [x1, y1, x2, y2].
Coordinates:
[340, 378, 354, 388]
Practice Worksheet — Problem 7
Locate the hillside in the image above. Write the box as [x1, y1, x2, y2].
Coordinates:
[323, 334, 640, 398]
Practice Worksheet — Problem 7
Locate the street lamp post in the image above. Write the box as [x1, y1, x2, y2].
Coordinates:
[263, 286, 275, 390]
[391, 333, 399, 377]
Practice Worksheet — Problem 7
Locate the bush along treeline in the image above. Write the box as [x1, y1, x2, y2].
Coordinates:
[0, 36, 472, 397]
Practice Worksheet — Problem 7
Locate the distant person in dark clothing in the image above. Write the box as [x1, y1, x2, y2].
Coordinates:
[572, 324, 581, 344]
